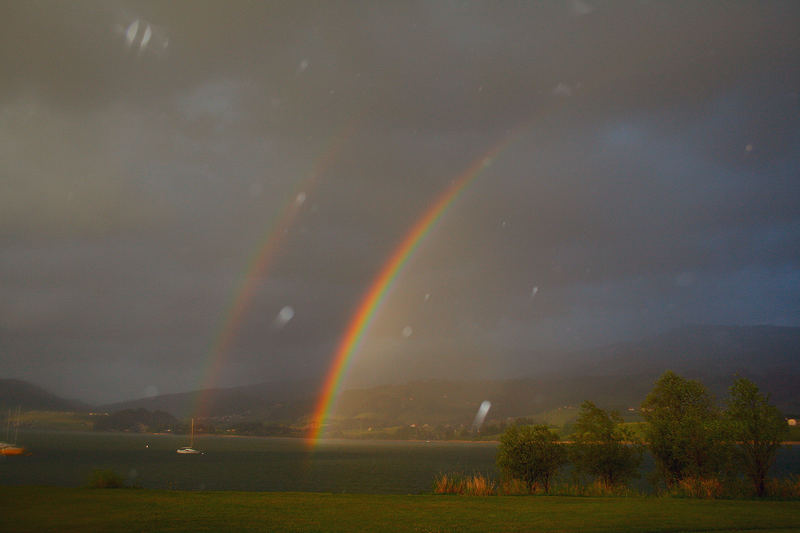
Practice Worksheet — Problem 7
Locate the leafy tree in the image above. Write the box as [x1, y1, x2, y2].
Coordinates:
[570, 401, 643, 489]
[726, 377, 788, 497]
[641, 371, 728, 487]
[497, 424, 566, 493]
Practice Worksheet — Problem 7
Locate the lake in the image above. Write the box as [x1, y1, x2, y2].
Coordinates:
[2, 431, 798, 493]
[0, 431, 498, 493]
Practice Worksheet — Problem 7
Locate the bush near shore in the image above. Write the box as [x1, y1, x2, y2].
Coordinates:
[437, 373, 796, 500]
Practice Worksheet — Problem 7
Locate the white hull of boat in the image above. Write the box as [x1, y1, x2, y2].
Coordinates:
[176, 446, 202, 454]
[177, 418, 202, 454]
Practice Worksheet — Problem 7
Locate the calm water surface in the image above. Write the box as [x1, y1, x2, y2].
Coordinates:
[1, 431, 797, 493]
[0, 431, 497, 493]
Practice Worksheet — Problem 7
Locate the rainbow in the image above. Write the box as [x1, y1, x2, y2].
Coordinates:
[195, 122, 359, 418]
[308, 129, 522, 442]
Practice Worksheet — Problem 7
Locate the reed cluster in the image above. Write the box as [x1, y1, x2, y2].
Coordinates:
[433, 473, 495, 496]
[667, 477, 724, 499]
[766, 475, 800, 499]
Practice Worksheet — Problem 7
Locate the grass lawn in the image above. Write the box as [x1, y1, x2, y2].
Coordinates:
[2, 486, 800, 532]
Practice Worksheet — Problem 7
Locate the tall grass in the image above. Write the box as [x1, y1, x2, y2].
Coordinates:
[497, 477, 642, 497]
[432, 472, 462, 494]
[433, 473, 495, 496]
[665, 477, 725, 499]
[552, 480, 642, 497]
[498, 477, 532, 495]
[663, 476, 800, 500]
[766, 475, 800, 499]
[440, 471, 645, 496]
[436, 472, 800, 499]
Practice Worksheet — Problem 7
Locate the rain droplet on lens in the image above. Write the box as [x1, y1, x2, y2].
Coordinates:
[273, 306, 295, 329]
[472, 401, 492, 430]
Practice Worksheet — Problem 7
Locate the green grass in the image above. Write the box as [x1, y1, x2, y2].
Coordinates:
[2, 486, 800, 532]
[10, 411, 95, 431]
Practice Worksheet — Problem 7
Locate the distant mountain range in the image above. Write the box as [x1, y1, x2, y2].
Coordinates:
[98, 379, 320, 420]
[0, 379, 90, 413]
[2, 325, 799, 426]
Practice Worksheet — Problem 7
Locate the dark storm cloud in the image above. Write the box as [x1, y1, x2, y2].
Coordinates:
[5, 2, 798, 126]
[2, 1, 799, 402]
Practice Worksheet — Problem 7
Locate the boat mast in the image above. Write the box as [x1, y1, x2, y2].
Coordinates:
[14, 406, 21, 444]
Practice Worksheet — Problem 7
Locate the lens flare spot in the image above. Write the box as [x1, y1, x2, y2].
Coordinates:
[273, 306, 295, 329]
[125, 20, 139, 48]
[119, 17, 169, 57]
[472, 400, 492, 430]
[140, 24, 152, 51]
[553, 82, 573, 96]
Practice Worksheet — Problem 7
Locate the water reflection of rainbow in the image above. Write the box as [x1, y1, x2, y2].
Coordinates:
[308, 130, 521, 443]
[195, 123, 358, 419]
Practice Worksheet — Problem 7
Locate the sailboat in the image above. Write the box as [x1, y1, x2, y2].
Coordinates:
[176, 418, 202, 454]
[1, 407, 27, 456]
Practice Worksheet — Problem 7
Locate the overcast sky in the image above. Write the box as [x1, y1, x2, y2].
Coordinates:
[2, 1, 799, 404]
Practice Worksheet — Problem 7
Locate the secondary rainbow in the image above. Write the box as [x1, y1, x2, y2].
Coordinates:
[195, 122, 358, 418]
[308, 130, 521, 443]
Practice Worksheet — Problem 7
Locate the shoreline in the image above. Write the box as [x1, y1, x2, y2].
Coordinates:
[19, 429, 800, 446]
